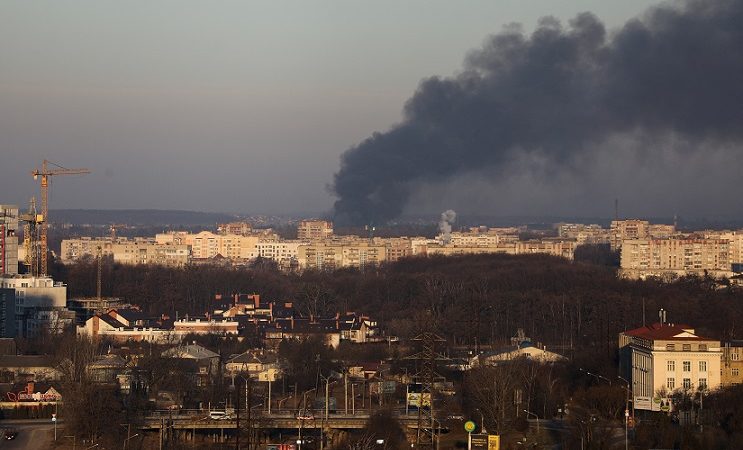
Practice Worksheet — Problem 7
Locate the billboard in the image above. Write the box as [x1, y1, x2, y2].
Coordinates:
[406, 392, 431, 408]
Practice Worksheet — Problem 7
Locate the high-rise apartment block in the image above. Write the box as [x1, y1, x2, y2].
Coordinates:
[610, 219, 676, 250]
[297, 220, 334, 240]
[620, 237, 732, 280]
[0, 205, 19, 276]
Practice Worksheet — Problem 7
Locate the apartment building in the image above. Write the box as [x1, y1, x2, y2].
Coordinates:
[112, 241, 190, 267]
[217, 221, 253, 236]
[619, 237, 732, 280]
[297, 241, 387, 270]
[0, 275, 70, 337]
[159, 231, 267, 260]
[256, 240, 304, 263]
[0, 205, 19, 276]
[619, 321, 721, 411]
[721, 341, 743, 386]
[297, 220, 334, 240]
[60, 238, 114, 263]
[379, 237, 413, 262]
[425, 239, 577, 260]
[558, 223, 611, 245]
[0, 288, 16, 337]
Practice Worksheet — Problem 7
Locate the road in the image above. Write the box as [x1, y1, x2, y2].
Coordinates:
[0, 420, 55, 450]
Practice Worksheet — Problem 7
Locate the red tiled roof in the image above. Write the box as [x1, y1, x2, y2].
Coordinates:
[623, 322, 712, 341]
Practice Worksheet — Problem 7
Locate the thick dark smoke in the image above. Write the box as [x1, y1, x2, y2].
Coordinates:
[331, 0, 743, 225]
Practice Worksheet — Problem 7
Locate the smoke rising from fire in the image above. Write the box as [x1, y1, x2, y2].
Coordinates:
[331, 0, 743, 225]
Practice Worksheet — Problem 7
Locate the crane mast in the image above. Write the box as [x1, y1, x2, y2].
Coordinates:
[31, 159, 90, 275]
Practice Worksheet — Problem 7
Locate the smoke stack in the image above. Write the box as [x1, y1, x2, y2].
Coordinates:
[439, 210, 457, 244]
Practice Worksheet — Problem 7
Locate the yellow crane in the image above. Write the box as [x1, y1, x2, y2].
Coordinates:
[31, 159, 90, 275]
[18, 198, 44, 276]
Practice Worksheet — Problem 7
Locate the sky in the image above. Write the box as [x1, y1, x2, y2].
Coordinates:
[2, 0, 715, 219]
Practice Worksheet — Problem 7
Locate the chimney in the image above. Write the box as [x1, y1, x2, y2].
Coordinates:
[291, 316, 294, 329]
[26, 381, 34, 395]
[253, 294, 260, 308]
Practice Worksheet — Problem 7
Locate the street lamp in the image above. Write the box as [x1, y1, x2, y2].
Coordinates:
[617, 375, 632, 450]
[578, 368, 612, 385]
[523, 409, 540, 434]
[123, 433, 139, 450]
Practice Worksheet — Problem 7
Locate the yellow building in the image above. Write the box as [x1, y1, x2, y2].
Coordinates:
[297, 241, 386, 270]
[619, 321, 721, 411]
[619, 237, 731, 280]
[721, 341, 743, 386]
[297, 219, 334, 240]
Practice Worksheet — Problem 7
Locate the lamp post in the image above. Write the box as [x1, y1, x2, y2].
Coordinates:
[123, 433, 139, 450]
[617, 375, 632, 450]
[523, 409, 540, 435]
[578, 368, 612, 385]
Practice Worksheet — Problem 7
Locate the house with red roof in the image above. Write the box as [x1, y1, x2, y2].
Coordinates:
[619, 314, 721, 412]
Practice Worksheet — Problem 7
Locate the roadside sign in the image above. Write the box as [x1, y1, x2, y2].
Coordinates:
[52, 413, 57, 422]
[487, 435, 500, 450]
[464, 421, 476, 433]
[470, 433, 488, 450]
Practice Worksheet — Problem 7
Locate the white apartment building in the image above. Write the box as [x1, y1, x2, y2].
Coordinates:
[619, 322, 721, 412]
[256, 240, 304, 262]
[0, 275, 70, 337]
[620, 237, 732, 280]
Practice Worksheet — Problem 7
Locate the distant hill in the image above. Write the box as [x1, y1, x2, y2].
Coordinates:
[50, 209, 238, 226]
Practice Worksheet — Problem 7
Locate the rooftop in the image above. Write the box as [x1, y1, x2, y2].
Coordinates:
[623, 322, 714, 341]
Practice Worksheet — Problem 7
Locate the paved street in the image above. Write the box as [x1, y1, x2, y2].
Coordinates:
[0, 420, 55, 450]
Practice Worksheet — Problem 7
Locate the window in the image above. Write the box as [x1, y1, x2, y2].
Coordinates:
[732, 353, 741, 361]
[683, 344, 691, 351]
[683, 361, 691, 372]
[667, 360, 675, 371]
[666, 344, 675, 351]
[699, 361, 707, 372]
[683, 378, 691, 389]
[667, 378, 675, 389]
[699, 378, 707, 389]
[733, 368, 740, 377]
[699, 344, 708, 352]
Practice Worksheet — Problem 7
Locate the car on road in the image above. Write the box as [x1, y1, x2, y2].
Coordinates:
[3, 428, 17, 440]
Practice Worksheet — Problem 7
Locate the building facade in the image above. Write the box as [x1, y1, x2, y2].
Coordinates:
[619, 237, 732, 280]
[619, 322, 721, 411]
[0, 205, 19, 276]
[297, 220, 334, 240]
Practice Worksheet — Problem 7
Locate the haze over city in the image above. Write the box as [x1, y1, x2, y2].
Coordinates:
[4, 0, 742, 222]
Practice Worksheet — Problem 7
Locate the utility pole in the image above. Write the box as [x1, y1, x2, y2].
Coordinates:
[406, 331, 447, 448]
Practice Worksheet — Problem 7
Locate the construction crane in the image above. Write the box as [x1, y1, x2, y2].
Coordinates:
[18, 198, 44, 276]
[31, 159, 91, 275]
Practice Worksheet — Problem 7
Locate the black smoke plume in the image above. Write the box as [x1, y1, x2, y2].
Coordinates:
[331, 0, 743, 225]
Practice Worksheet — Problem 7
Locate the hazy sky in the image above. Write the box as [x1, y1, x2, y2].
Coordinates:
[0, 1, 676, 217]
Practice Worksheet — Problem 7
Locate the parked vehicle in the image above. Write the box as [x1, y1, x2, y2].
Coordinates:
[209, 411, 232, 420]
